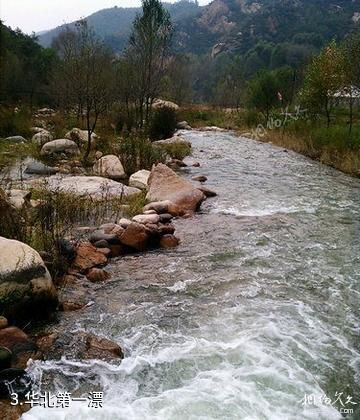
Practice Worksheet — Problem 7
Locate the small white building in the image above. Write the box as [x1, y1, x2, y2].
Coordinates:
[332, 85, 360, 107]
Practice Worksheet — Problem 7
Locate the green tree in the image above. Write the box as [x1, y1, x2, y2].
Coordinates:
[247, 70, 280, 123]
[300, 41, 345, 127]
[125, 0, 173, 127]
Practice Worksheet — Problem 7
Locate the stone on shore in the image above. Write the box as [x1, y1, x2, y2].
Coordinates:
[93, 155, 126, 180]
[192, 175, 207, 183]
[40, 176, 141, 199]
[153, 136, 191, 148]
[40, 139, 80, 156]
[0, 237, 58, 320]
[25, 161, 58, 175]
[0, 327, 39, 369]
[133, 214, 160, 225]
[176, 121, 192, 130]
[72, 242, 108, 272]
[197, 186, 217, 197]
[160, 235, 180, 248]
[129, 170, 150, 190]
[32, 130, 53, 146]
[120, 222, 149, 251]
[35, 331, 123, 362]
[83, 333, 123, 360]
[146, 163, 205, 216]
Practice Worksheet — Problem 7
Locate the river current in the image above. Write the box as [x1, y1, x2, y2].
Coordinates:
[24, 131, 360, 420]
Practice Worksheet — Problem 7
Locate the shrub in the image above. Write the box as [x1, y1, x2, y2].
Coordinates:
[149, 106, 177, 140]
[118, 132, 166, 174]
[156, 142, 191, 160]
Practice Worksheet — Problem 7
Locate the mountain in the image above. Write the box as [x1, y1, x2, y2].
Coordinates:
[37, 1, 201, 52]
[37, 0, 359, 56]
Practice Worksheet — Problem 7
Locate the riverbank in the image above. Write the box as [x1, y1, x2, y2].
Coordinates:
[180, 106, 360, 177]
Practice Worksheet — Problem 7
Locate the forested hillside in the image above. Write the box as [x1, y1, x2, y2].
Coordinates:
[0, 22, 56, 105]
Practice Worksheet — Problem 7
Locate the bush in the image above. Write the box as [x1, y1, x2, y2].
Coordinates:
[149, 106, 177, 140]
[0, 106, 32, 138]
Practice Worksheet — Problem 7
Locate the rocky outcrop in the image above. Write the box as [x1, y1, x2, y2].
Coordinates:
[146, 163, 205, 216]
[40, 139, 80, 156]
[32, 130, 53, 146]
[129, 169, 150, 190]
[39, 175, 141, 199]
[65, 128, 98, 147]
[0, 237, 58, 320]
[93, 155, 126, 180]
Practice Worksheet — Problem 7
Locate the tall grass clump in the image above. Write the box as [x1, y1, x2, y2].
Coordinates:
[118, 132, 166, 174]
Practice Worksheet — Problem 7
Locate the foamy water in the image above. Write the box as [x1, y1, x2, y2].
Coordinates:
[24, 131, 360, 419]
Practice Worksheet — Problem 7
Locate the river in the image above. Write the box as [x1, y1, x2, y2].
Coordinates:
[24, 130, 360, 420]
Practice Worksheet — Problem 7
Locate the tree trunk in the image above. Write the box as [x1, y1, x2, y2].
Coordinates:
[349, 95, 353, 135]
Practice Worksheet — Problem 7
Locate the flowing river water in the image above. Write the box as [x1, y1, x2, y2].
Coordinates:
[24, 130, 360, 420]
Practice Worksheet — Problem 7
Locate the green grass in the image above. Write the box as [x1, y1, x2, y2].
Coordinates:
[0, 139, 39, 169]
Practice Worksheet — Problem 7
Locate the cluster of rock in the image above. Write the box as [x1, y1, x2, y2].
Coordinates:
[29, 127, 98, 158]
[71, 212, 179, 278]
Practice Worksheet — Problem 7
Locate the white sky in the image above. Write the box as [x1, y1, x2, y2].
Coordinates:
[0, 0, 209, 34]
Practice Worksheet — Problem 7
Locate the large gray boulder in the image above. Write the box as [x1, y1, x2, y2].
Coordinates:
[0, 237, 58, 320]
[32, 130, 53, 146]
[146, 163, 205, 216]
[40, 139, 80, 156]
[129, 170, 150, 190]
[41, 175, 141, 199]
[93, 155, 126, 180]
